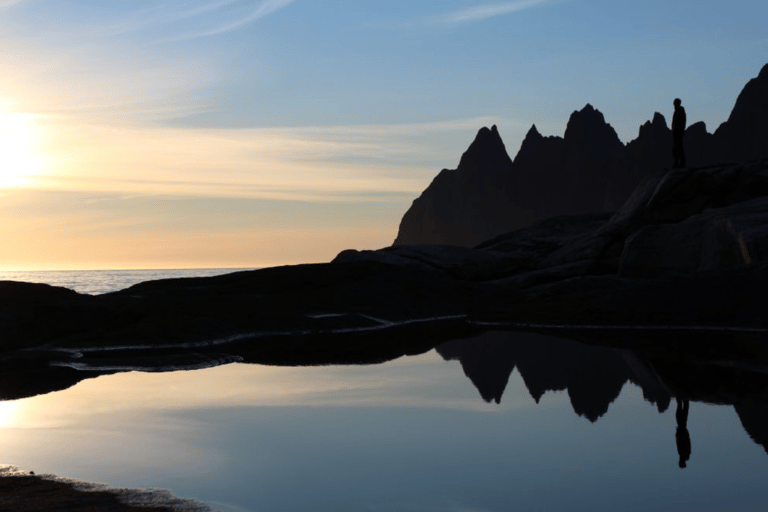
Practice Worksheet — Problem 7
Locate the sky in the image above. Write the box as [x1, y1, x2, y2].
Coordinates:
[0, 0, 766, 270]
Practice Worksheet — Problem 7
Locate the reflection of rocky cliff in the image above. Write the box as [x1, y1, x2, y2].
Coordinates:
[437, 331, 641, 422]
[735, 397, 768, 456]
[436, 331, 768, 456]
[394, 63, 768, 247]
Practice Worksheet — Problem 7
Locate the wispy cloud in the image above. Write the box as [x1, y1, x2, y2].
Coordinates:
[28, 116, 517, 202]
[9, 0, 297, 44]
[436, 0, 557, 25]
[0, 0, 25, 9]
[159, 0, 297, 42]
[371, 0, 560, 29]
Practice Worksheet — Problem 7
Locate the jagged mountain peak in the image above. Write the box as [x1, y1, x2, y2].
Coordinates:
[637, 112, 669, 140]
[564, 104, 622, 149]
[456, 124, 511, 174]
[710, 63, 768, 162]
[471, 124, 503, 146]
[651, 111, 667, 126]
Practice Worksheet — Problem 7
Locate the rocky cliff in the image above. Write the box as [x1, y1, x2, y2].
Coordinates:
[393, 63, 768, 247]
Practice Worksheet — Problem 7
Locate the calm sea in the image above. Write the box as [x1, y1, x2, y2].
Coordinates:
[0, 268, 257, 295]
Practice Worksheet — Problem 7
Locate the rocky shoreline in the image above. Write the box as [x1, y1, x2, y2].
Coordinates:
[0, 466, 211, 512]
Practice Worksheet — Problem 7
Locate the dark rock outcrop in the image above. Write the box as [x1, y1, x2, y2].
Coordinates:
[394, 63, 768, 247]
[342, 157, 768, 335]
[393, 125, 515, 247]
[710, 63, 768, 164]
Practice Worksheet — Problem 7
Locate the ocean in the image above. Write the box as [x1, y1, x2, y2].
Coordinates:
[0, 268, 257, 295]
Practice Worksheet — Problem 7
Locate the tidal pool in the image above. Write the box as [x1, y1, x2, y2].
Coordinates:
[1, 331, 767, 511]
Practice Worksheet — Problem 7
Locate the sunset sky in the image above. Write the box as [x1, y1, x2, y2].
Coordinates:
[0, 0, 766, 270]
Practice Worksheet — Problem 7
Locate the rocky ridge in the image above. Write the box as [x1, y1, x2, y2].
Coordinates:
[394, 63, 768, 247]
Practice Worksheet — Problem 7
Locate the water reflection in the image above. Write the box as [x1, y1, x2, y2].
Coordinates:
[676, 398, 691, 468]
[4, 329, 768, 467]
[1, 329, 768, 510]
[435, 331, 768, 462]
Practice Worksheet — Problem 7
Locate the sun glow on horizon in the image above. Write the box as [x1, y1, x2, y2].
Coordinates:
[0, 400, 20, 428]
[0, 109, 47, 188]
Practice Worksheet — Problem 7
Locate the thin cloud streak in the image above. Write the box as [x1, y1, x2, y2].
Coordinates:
[93, 1, 242, 38]
[159, 0, 297, 42]
[432, 0, 558, 26]
[28, 116, 517, 202]
[368, 0, 560, 29]
[0, 0, 25, 8]
[175, 0, 244, 20]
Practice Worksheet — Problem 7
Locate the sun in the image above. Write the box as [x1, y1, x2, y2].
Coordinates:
[0, 400, 20, 428]
[0, 111, 44, 188]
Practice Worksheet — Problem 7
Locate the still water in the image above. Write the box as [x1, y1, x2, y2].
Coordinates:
[1, 334, 767, 511]
[0, 270, 767, 511]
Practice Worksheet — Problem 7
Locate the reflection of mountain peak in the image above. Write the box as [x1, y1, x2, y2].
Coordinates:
[437, 332, 515, 404]
[436, 331, 631, 421]
[512, 334, 629, 422]
[437, 330, 768, 460]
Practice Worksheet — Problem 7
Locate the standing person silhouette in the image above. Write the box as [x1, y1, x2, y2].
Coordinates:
[672, 98, 687, 168]
[675, 397, 691, 468]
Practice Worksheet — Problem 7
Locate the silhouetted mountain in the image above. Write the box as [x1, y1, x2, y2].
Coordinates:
[393, 125, 514, 247]
[394, 63, 768, 247]
[710, 63, 768, 164]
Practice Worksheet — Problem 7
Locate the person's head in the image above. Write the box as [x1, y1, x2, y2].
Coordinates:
[674, 98, 682, 107]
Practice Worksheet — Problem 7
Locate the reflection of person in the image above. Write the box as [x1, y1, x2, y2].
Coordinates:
[675, 397, 691, 468]
[672, 98, 687, 168]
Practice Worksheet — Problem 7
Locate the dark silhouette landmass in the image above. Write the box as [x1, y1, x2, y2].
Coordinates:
[393, 63, 768, 247]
